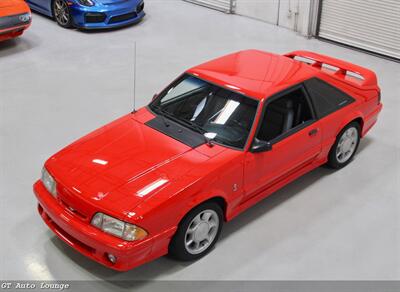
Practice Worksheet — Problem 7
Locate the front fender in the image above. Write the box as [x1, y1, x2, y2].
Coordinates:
[174, 155, 244, 222]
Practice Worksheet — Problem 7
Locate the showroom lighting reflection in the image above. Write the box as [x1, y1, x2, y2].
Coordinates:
[92, 159, 108, 165]
[72, 187, 81, 194]
[25, 254, 52, 280]
[205, 132, 217, 139]
[225, 84, 241, 91]
[137, 178, 169, 197]
[214, 100, 240, 124]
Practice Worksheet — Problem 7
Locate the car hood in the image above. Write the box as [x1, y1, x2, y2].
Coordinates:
[46, 114, 211, 219]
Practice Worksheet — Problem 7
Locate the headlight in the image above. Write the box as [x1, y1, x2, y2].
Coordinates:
[41, 167, 57, 196]
[78, 0, 95, 6]
[91, 213, 148, 241]
[18, 13, 31, 23]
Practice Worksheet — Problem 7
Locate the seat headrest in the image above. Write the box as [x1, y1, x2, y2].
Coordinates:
[283, 99, 294, 109]
[269, 99, 294, 113]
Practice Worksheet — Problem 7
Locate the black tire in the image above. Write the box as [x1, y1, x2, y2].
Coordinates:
[53, 0, 72, 28]
[169, 202, 223, 261]
[327, 122, 361, 169]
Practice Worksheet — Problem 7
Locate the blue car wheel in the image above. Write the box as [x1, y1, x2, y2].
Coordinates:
[53, 0, 72, 28]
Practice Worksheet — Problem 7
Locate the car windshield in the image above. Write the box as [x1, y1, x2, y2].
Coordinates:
[150, 74, 259, 149]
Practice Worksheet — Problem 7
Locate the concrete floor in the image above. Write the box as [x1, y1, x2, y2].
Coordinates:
[0, 0, 399, 285]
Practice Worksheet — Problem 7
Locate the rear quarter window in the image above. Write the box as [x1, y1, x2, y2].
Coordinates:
[304, 78, 355, 118]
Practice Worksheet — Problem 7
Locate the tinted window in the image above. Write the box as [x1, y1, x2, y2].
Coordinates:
[257, 87, 313, 142]
[150, 75, 259, 149]
[304, 78, 354, 118]
[161, 76, 206, 103]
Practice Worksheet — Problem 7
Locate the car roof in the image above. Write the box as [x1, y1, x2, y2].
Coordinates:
[187, 50, 317, 100]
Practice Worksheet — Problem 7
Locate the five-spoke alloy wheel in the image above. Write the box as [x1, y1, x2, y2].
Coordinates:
[184, 209, 219, 255]
[169, 202, 223, 261]
[328, 122, 361, 169]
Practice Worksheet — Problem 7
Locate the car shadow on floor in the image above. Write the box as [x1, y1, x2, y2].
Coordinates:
[356, 135, 373, 154]
[47, 136, 373, 288]
[77, 17, 147, 34]
[0, 37, 37, 58]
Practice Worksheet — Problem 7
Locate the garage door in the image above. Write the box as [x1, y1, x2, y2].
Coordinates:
[184, 0, 234, 13]
[318, 0, 400, 59]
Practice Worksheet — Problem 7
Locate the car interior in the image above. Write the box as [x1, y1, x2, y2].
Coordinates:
[160, 84, 258, 148]
[257, 88, 313, 142]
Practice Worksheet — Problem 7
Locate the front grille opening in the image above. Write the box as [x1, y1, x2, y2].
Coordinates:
[59, 199, 88, 220]
[0, 13, 30, 30]
[137, 2, 144, 13]
[47, 213, 96, 254]
[85, 13, 106, 23]
[109, 12, 137, 24]
[38, 204, 44, 215]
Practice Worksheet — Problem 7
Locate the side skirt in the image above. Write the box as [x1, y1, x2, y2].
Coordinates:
[226, 159, 326, 221]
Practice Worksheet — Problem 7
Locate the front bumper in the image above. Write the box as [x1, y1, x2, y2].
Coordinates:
[0, 13, 31, 42]
[69, 1, 145, 29]
[34, 180, 157, 271]
[0, 27, 26, 42]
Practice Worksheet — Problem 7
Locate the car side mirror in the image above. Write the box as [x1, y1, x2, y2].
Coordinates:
[152, 93, 158, 101]
[251, 139, 272, 153]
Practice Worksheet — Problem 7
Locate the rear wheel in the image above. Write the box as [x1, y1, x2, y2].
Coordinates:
[327, 122, 360, 169]
[53, 0, 72, 28]
[169, 202, 223, 261]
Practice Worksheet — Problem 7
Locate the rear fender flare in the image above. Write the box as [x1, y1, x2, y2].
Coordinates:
[336, 111, 364, 138]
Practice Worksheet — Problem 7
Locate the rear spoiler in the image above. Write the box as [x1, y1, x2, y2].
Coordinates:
[284, 50, 377, 88]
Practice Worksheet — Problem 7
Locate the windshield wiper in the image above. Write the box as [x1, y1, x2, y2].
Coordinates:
[152, 105, 173, 128]
[152, 105, 213, 147]
[179, 119, 214, 147]
[179, 119, 205, 134]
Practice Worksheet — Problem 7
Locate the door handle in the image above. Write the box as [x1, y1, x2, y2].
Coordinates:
[309, 129, 319, 137]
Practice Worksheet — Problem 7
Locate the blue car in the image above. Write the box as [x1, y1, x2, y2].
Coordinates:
[27, 0, 145, 29]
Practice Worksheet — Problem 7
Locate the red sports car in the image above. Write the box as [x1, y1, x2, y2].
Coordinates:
[34, 50, 382, 271]
[0, 0, 31, 42]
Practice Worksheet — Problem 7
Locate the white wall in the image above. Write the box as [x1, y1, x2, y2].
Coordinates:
[235, 0, 280, 25]
[278, 0, 312, 35]
[235, 0, 316, 36]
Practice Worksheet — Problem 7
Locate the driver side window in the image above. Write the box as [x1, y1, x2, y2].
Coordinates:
[257, 87, 313, 142]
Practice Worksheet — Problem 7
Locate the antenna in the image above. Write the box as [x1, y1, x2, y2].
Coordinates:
[132, 41, 137, 113]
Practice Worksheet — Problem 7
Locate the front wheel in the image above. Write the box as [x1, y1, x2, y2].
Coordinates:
[53, 0, 72, 28]
[327, 122, 361, 169]
[169, 202, 223, 261]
